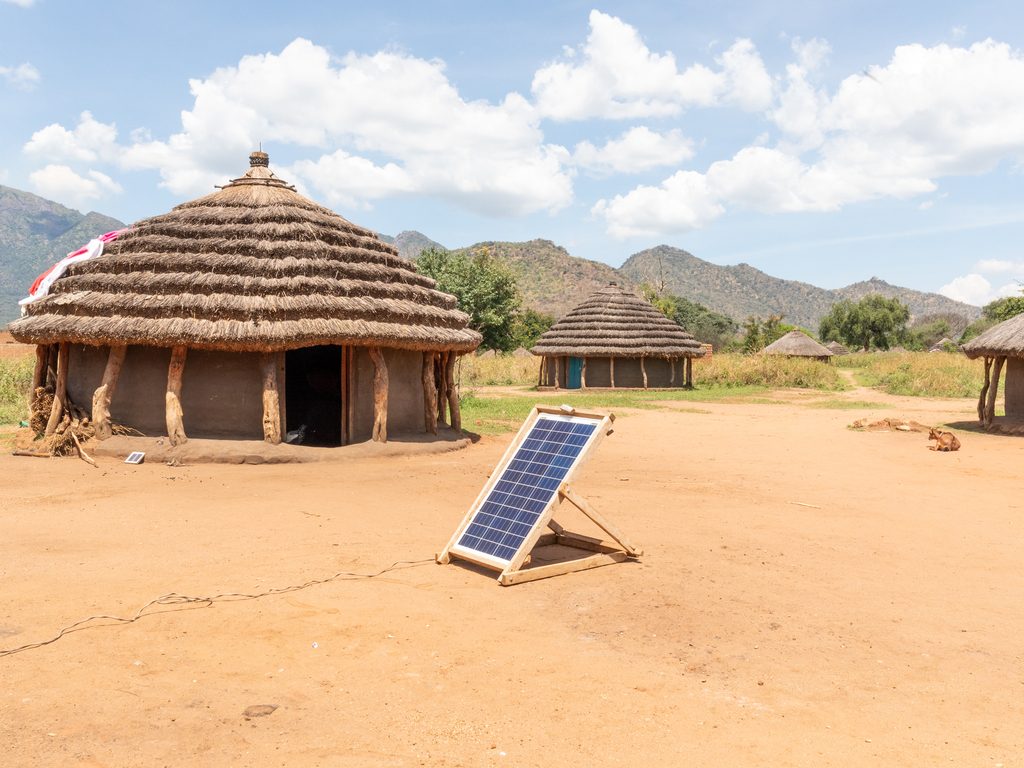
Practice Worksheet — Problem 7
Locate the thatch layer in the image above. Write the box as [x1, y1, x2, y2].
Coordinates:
[530, 283, 705, 358]
[962, 313, 1024, 359]
[10, 155, 481, 353]
[825, 340, 850, 355]
[762, 330, 833, 358]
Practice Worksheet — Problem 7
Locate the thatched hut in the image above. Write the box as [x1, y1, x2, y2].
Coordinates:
[530, 283, 705, 389]
[962, 313, 1024, 428]
[9, 152, 481, 447]
[762, 330, 832, 361]
[825, 340, 850, 356]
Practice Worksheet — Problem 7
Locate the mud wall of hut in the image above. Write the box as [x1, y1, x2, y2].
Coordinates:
[1006, 357, 1024, 418]
[351, 347, 426, 442]
[68, 345, 265, 439]
[540, 355, 679, 388]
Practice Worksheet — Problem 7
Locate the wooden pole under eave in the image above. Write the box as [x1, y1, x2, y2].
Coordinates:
[259, 352, 282, 444]
[277, 351, 287, 437]
[554, 356, 561, 390]
[581, 357, 587, 389]
[640, 356, 648, 389]
[92, 344, 127, 441]
[446, 351, 461, 433]
[538, 356, 545, 387]
[669, 357, 675, 387]
[32, 344, 47, 391]
[685, 356, 693, 388]
[423, 351, 438, 434]
[436, 351, 448, 427]
[985, 355, 1006, 428]
[368, 346, 389, 442]
[45, 342, 69, 436]
[165, 345, 188, 446]
[610, 356, 616, 388]
[977, 356, 993, 423]
[45, 344, 58, 387]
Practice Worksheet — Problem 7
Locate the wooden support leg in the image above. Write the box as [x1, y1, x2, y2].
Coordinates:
[165, 345, 188, 446]
[581, 357, 587, 389]
[423, 351, 438, 434]
[978, 356, 992, 423]
[446, 351, 461, 433]
[259, 352, 282, 444]
[610, 357, 616, 388]
[640, 356, 648, 389]
[45, 342, 69, 436]
[368, 346, 389, 442]
[32, 344, 47, 391]
[92, 344, 127, 441]
[686, 357, 693, 388]
[538, 357, 545, 387]
[437, 352, 448, 427]
[669, 357, 675, 387]
[985, 355, 1005, 428]
[277, 351, 287, 437]
[554, 356, 561, 390]
[45, 344, 58, 387]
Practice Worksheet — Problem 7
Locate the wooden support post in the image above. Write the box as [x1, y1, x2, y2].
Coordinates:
[985, 355, 1005, 428]
[45, 342, 69, 436]
[91, 344, 127, 441]
[446, 351, 461, 433]
[554, 356, 561, 390]
[685, 356, 693, 388]
[45, 344, 58, 387]
[423, 351, 438, 434]
[32, 345, 47, 391]
[165, 345, 188, 446]
[437, 352, 448, 427]
[259, 352, 282, 444]
[368, 346, 389, 442]
[978, 356, 993, 422]
[640, 356, 648, 389]
[277, 351, 287, 437]
[610, 356, 616, 388]
[581, 357, 587, 389]
[340, 346, 349, 445]
[669, 357, 675, 387]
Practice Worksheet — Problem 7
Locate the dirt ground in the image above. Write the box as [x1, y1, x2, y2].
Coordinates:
[1, 385, 1022, 767]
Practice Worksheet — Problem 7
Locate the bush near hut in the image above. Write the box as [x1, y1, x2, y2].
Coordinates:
[0, 357, 32, 425]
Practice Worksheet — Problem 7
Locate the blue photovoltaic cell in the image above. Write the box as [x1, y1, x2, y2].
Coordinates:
[457, 416, 598, 562]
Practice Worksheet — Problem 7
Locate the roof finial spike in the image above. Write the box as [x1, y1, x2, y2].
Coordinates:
[250, 149, 269, 167]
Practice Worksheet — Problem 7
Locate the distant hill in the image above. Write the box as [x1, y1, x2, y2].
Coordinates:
[379, 230, 444, 261]
[450, 239, 627, 319]
[1, 184, 125, 324]
[619, 245, 980, 330]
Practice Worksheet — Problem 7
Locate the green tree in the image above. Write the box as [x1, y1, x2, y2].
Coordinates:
[983, 293, 1024, 322]
[740, 314, 795, 352]
[418, 247, 522, 351]
[819, 295, 910, 351]
[639, 283, 739, 350]
[510, 308, 555, 350]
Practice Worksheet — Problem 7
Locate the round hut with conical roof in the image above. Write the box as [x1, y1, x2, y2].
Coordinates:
[530, 283, 706, 389]
[825, 340, 850, 356]
[962, 312, 1024, 429]
[9, 152, 481, 446]
[762, 330, 833, 361]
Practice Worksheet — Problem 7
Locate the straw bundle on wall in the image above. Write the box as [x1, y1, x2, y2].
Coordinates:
[762, 330, 833, 358]
[10, 153, 481, 354]
[530, 283, 705, 358]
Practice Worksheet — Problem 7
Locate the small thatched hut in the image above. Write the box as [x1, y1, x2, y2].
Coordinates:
[9, 152, 481, 446]
[530, 283, 705, 389]
[825, 340, 850, 356]
[962, 313, 1024, 428]
[762, 331, 832, 361]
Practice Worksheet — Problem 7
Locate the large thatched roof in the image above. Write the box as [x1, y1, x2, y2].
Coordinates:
[762, 330, 833, 358]
[962, 313, 1024, 359]
[530, 283, 705, 358]
[9, 152, 481, 354]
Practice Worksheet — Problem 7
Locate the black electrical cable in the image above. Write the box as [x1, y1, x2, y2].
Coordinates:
[0, 558, 434, 659]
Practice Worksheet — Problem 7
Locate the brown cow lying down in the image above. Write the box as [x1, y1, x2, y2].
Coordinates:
[928, 428, 961, 452]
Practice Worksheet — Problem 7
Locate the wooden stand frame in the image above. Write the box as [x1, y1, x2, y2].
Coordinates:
[437, 405, 642, 586]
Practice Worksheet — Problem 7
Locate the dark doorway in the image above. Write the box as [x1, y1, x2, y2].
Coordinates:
[285, 345, 342, 446]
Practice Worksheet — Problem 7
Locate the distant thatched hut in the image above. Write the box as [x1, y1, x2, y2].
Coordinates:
[9, 152, 481, 446]
[825, 340, 850, 356]
[762, 331, 832, 361]
[531, 283, 705, 389]
[962, 313, 1024, 428]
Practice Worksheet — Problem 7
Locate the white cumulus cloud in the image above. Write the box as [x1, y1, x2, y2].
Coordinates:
[939, 274, 1021, 305]
[975, 258, 1024, 274]
[29, 164, 123, 210]
[571, 126, 694, 175]
[25, 111, 121, 163]
[1, 0, 37, 7]
[531, 10, 772, 120]
[0, 62, 40, 90]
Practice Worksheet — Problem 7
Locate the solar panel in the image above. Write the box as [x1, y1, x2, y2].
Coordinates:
[449, 413, 601, 567]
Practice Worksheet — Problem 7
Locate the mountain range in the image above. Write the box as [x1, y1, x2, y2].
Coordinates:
[0, 185, 980, 330]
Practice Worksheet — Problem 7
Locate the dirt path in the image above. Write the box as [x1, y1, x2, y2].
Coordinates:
[2, 394, 1021, 766]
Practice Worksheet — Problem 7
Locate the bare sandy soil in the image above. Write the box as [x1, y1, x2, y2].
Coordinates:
[1, 387, 1022, 767]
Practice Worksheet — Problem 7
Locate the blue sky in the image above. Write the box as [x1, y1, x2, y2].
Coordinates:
[3, 0, 1024, 306]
